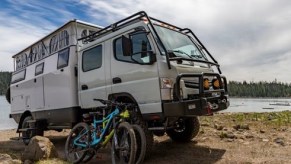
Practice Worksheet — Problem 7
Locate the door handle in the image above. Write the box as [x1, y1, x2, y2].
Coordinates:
[112, 77, 122, 84]
[81, 85, 88, 90]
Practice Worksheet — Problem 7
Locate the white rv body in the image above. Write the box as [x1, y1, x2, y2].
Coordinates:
[10, 20, 102, 129]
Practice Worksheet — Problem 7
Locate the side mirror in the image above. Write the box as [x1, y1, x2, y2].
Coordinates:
[122, 36, 132, 56]
[131, 51, 156, 65]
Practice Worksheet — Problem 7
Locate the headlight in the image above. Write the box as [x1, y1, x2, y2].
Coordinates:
[161, 78, 174, 88]
[212, 79, 220, 89]
[203, 78, 210, 90]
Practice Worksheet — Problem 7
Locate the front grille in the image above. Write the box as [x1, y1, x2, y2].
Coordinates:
[184, 80, 199, 89]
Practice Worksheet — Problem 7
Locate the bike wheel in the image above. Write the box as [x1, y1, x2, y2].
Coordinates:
[132, 124, 146, 164]
[65, 122, 91, 164]
[111, 122, 137, 164]
[82, 149, 95, 163]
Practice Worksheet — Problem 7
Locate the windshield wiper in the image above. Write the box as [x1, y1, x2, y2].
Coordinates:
[172, 50, 202, 59]
[171, 50, 192, 59]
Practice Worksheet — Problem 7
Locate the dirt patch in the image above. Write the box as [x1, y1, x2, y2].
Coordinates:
[1, 111, 291, 163]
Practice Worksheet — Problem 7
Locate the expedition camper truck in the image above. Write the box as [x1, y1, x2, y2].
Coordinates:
[8, 11, 229, 149]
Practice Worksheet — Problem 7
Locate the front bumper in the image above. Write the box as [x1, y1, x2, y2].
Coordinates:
[162, 73, 230, 117]
[163, 95, 229, 117]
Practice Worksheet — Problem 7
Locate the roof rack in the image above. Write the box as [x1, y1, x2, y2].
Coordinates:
[79, 11, 148, 43]
[78, 11, 220, 72]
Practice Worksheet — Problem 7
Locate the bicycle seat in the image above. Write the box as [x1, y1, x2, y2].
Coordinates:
[93, 99, 111, 105]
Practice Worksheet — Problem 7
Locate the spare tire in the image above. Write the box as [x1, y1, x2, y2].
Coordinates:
[5, 87, 11, 104]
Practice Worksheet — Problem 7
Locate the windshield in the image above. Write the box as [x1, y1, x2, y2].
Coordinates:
[154, 25, 207, 61]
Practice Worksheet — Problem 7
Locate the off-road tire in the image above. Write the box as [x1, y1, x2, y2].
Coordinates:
[166, 117, 200, 142]
[111, 122, 137, 164]
[132, 124, 146, 164]
[132, 112, 153, 159]
[22, 116, 36, 145]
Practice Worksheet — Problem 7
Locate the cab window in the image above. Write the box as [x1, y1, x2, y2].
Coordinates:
[82, 45, 102, 72]
[114, 32, 152, 64]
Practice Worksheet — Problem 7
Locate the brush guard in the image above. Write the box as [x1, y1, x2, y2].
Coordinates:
[162, 73, 229, 117]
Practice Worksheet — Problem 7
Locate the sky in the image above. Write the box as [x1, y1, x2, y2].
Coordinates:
[1, 0, 291, 82]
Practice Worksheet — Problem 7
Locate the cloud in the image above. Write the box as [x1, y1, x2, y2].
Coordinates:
[1, 0, 291, 82]
[0, 0, 80, 71]
[78, 0, 291, 82]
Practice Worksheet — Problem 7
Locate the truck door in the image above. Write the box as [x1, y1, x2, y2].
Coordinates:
[110, 27, 162, 114]
[78, 43, 107, 108]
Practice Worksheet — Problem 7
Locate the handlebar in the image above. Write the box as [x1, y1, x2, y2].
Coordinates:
[93, 99, 136, 108]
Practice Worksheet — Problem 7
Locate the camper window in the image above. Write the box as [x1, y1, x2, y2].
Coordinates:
[57, 48, 69, 69]
[82, 45, 102, 72]
[11, 69, 26, 84]
[35, 62, 44, 76]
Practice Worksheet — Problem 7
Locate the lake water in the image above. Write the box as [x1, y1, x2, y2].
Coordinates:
[0, 96, 17, 130]
[224, 98, 291, 113]
[0, 96, 291, 130]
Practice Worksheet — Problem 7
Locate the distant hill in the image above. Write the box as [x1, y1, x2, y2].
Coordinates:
[228, 80, 291, 97]
[0, 72, 11, 95]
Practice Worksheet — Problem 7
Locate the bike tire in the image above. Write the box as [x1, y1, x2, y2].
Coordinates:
[132, 124, 146, 164]
[111, 122, 137, 164]
[82, 149, 95, 163]
[65, 122, 91, 164]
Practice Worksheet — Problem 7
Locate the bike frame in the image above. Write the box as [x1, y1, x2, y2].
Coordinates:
[73, 106, 130, 148]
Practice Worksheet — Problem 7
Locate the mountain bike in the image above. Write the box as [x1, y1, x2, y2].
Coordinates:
[65, 99, 146, 164]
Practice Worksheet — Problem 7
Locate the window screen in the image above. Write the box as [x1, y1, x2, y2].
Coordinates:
[82, 45, 102, 72]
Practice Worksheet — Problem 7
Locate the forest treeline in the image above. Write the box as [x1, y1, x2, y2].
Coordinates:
[0, 71, 291, 97]
[228, 80, 291, 97]
[0, 72, 11, 95]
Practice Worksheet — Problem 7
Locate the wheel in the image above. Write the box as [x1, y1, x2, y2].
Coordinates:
[65, 122, 91, 164]
[133, 112, 153, 159]
[22, 116, 35, 145]
[111, 122, 137, 164]
[82, 149, 95, 163]
[166, 117, 200, 142]
[132, 124, 146, 164]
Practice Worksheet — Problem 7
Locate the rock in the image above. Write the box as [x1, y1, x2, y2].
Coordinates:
[260, 130, 265, 133]
[233, 124, 250, 130]
[274, 137, 285, 146]
[233, 125, 240, 130]
[214, 124, 224, 130]
[240, 124, 250, 130]
[21, 136, 58, 162]
[245, 134, 254, 139]
[0, 154, 21, 164]
[238, 129, 244, 132]
[226, 138, 234, 142]
[262, 139, 269, 142]
[226, 132, 236, 139]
